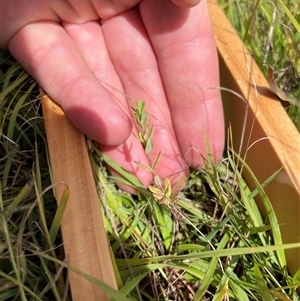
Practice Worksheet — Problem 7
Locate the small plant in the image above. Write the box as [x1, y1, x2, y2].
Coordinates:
[131, 99, 179, 207]
[132, 99, 155, 155]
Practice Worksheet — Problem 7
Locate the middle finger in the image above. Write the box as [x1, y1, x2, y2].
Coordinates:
[101, 7, 189, 189]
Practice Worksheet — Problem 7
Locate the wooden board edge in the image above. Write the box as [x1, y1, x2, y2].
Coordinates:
[41, 91, 117, 301]
[208, 0, 300, 276]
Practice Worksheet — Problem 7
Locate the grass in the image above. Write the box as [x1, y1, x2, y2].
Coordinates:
[1, 1, 300, 300]
[218, 0, 300, 131]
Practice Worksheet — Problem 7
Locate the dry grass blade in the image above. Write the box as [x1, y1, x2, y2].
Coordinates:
[267, 67, 300, 107]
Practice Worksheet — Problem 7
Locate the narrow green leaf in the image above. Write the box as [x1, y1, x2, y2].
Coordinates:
[7, 81, 35, 140]
[151, 202, 173, 251]
[5, 182, 33, 218]
[278, 0, 300, 34]
[152, 151, 162, 172]
[228, 272, 250, 301]
[39, 253, 134, 301]
[116, 242, 300, 265]
[254, 263, 273, 301]
[194, 232, 230, 300]
[134, 161, 153, 172]
[239, 156, 286, 269]
[136, 99, 145, 113]
[100, 152, 144, 189]
[0, 271, 42, 301]
[293, 269, 300, 285]
[0, 72, 29, 100]
[140, 110, 148, 126]
[213, 278, 229, 301]
[145, 137, 153, 154]
[119, 272, 148, 295]
[49, 187, 69, 244]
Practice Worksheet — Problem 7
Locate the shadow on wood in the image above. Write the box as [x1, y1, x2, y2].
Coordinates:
[208, 0, 300, 277]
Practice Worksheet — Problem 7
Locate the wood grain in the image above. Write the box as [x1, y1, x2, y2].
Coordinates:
[208, 0, 300, 276]
[42, 93, 117, 301]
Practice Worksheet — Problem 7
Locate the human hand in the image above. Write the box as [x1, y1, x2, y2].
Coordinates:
[1, 0, 224, 192]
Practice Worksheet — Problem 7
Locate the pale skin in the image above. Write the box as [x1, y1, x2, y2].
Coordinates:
[1, 0, 225, 192]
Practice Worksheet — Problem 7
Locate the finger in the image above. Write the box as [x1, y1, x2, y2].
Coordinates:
[101, 8, 189, 189]
[50, 0, 141, 20]
[1, 0, 141, 48]
[62, 21, 127, 112]
[93, 0, 141, 19]
[63, 20, 153, 189]
[140, 0, 225, 166]
[8, 21, 132, 145]
[170, 0, 201, 8]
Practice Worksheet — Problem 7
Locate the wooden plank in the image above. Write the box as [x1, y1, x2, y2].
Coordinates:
[208, 0, 300, 275]
[42, 93, 117, 301]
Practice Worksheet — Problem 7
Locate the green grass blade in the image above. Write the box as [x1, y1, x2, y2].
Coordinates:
[119, 272, 148, 295]
[0, 212, 27, 299]
[228, 273, 250, 301]
[6, 81, 35, 140]
[228, 155, 265, 232]
[116, 242, 300, 265]
[37, 257, 62, 301]
[213, 277, 229, 301]
[238, 156, 287, 269]
[39, 253, 134, 301]
[49, 187, 69, 244]
[193, 232, 230, 300]
[0, 72, 29, 101]
[278, 0, 300, 33]
[0, 271, 43, 301]
[5, 182, 33, 218]
[151, 202, 173, 251]
[99, 152, 145, 189]
[254, 263, 273, 301]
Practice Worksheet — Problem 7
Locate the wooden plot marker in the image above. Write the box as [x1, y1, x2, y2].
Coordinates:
[42, 92, 117, 301]
[208, 0, 300, 277]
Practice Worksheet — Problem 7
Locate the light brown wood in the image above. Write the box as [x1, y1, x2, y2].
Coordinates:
[208, 0, 300, 275]
[42, 93, 117, 301]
